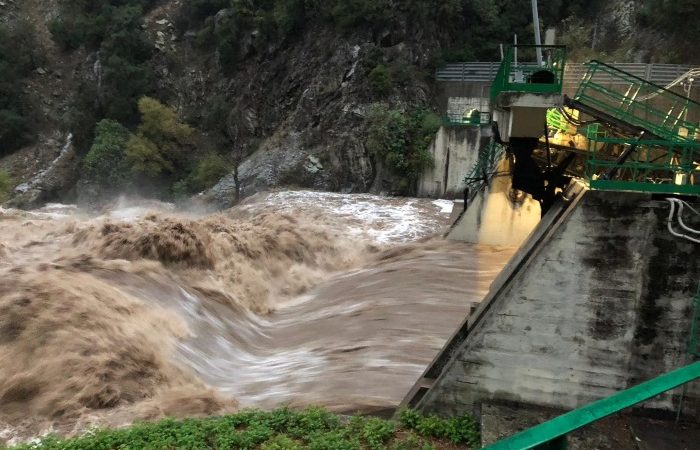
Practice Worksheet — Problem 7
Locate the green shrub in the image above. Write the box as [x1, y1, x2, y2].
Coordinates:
[262, 434, 303, 450]
[389, 62, 413, 86]
[362, 417, 395, 449]
[188, 152, 232, 193]
[366, 105, 437, 193]
[83, 119, 131, 189]
[0, 169, 14, 203]
[126, 97, 193, 178]
[12, 408, 480, 450]
[398, 409, 480, 446]
[50, 1, 156, 137]
[368, 64, 393, 95]
[331, 0, 391, 30]
[48, 19, 85, 50]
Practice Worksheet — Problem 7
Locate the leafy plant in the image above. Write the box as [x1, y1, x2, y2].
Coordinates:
[82, 119, 131, 189]
[0, 169, 14, 203]
[50, 0, 156, 137]
[368, 64, 393, 95]
[362, 417, 395, 449]
[13, 407, 480, 450]
[399, 408, 480, 446]
[366, 105, 439, 193]
[126, 97, 194, 178]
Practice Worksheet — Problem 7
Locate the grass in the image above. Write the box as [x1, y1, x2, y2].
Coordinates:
[8, 408, 480, 450]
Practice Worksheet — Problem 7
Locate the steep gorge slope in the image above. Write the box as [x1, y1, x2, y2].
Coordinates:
[0, 0, 696, 208]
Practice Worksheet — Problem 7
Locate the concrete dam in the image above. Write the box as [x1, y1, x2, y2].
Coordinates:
[408, 44, 700, 448]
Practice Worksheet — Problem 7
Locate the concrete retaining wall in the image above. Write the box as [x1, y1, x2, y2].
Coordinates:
[410, 190, 700, 419]
[417, 126, 490, 199]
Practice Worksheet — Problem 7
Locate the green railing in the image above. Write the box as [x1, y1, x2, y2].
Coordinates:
[546, 108, 577, 135]
[484, 361, 700, 450]
[574, 60, 700, 144]
[490, 45, 567, 103]
[463, 141, 506, 198]
[582, 124, 700, 195]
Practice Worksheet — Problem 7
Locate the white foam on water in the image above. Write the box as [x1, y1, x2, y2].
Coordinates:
[432, 199, 454, 214]
[256, 190, 452, 244]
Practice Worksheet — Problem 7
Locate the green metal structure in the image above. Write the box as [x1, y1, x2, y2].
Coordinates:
[463, 141, 505, 190]
[582, 124, 700, 195]
[483, 362, 700, 450]
[490, 45, 566, 103]
[545, 109, 571, 134]
[574, 61, 700, 143]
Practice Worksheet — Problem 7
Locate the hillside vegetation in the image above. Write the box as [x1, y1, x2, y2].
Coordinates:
[0, 0, 697, 206]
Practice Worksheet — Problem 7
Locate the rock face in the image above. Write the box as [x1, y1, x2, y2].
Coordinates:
[8, 134, 80, 208]
[185, 24, 434, 207]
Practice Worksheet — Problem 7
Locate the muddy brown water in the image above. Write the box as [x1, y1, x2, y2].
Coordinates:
[0, 192, 514, 443]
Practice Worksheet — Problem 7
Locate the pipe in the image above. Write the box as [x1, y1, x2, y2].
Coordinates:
[666, 199, 700, 244]
[531, 0, 543, 65]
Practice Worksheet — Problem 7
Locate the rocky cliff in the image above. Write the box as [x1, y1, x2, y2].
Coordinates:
[0, 0, 696, 208]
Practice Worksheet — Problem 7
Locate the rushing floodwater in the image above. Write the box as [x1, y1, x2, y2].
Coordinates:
[0, 191, 514, 444]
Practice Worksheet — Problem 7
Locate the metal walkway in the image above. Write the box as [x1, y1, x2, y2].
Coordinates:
[436, 62, 695, 89]
[571, 60, 700, 143]
[561, 60, 700, 195]
[483, 361, 700, 450]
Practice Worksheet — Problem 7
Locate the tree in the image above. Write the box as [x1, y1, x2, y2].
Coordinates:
[223, 108, 249, 203]
[83, 119, 131, 189]
[368, 64, 393, 95]
[366, 105, 437, 194]
[190, 152, 233, 192]
[126, 97, 194, 177]
[0, 169, 13, 203]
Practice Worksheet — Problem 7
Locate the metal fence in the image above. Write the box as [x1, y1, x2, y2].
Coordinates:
[437, 62, 695, 90]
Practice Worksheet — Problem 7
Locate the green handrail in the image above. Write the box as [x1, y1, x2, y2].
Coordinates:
[490, 45, 567, 103]
[464, 141, 505, 188]
[582, 124, 700, 195]
[484, 361, 700, 450]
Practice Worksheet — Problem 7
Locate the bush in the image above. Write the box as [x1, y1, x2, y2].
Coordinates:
[331, 0, 392, 30]
[125, 97, 193, 178]
[50, 1, 156, 138]
[368, 64, 393, 95]
[13, 408, 480, 450]
[366, 105, 438, 193]
[190, 152, 232, 192]
[398, 409, 480, 446]
[0, 169, 14, 203]
[83, 119, 131, 189]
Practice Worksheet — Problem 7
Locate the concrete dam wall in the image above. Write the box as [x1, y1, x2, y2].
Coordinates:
[417, 125, 490, 199]
[404, 188, 700, 420]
